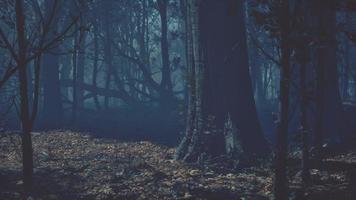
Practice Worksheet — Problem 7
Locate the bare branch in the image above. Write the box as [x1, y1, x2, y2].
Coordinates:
[0, 28, 18, 62]
[249, 32, 280, 66]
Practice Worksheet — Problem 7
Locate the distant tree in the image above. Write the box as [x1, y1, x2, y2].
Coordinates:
[57, 0, 186, 111]
[76, 18, 87, 111]
[91, 15, 101, 110]
[42, 0, 63, 129]
[71, 22, 79, 123]
[103, 0, 113, 110]
[72, 1, 89, 123]
[157, 0, 174, 106]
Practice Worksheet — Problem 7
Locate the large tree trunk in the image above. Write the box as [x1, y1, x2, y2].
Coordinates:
[295, 0, 313, 189]
[175, 0, 204, 162]
[274, 0, 291, 199]
[176, 0, 270, 163]
[15, 0, 33, 195]
[320, 1, 342, 142]
[313, 0, 343, 165]
[220, 0, 269, 157]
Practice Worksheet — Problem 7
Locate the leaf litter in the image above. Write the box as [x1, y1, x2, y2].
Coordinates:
[0, 130, 355, 199]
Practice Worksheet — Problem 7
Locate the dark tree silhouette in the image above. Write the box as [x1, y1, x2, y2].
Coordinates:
[273, 0, 291, 199]
[176, 0, 270, 162]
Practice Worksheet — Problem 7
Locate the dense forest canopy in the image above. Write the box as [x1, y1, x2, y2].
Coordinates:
[0, 0, 356, 199]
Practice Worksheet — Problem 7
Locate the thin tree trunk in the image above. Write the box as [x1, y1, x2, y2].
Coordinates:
[343, 48, 349, 100]
[315, 47, 325, 168]
[77, 20, 87, 109]
[158, 0, 173, 105]
[343, 13, 351, 100]
[300, 55, 310, 188]
[30, 55, 41, 127]
[104, 6, 113, 110]
[16, 0, 33, 195]
[92, 18, 101, 110]
[72, 27, 78, 124]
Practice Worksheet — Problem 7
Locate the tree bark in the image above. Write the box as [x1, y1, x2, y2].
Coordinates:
[274, 0, 291, 199]
[176, 0, 270, 162]
[313, 0, 342, 166]
[15, 0, 33, 195]
[158, 0, 173, 105]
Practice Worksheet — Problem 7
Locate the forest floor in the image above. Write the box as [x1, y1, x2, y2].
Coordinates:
[0, 130, 355, 200]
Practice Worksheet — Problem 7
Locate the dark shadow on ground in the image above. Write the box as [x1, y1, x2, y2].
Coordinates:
[0, 168, 94, 200]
